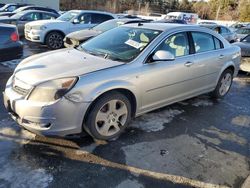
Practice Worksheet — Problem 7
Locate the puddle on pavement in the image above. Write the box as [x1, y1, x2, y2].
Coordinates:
[0, 118, 53, 188]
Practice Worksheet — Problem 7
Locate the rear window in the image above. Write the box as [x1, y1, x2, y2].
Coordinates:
[213, 37, 224, 49]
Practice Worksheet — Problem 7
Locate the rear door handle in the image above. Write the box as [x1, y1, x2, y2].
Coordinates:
[219, 55, 225, 59]
[184, 61, 194, 67]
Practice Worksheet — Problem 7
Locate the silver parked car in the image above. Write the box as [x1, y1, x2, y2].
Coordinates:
[0, 10, 58, 36]
[64, 18, 150, 48]
[200, 24, 237, 43]
[234, 35, 250, 72]
[3, 23, 241, 140]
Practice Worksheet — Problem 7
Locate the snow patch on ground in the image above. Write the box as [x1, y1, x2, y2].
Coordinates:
[0, 118, 35, 144]
[130, 108, 184, 132]
[188, 96, 213, 107]
[116, 179, 144, 188]
[232, 115, 250, 127]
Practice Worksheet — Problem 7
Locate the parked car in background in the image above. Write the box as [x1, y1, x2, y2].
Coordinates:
[3, 23, 241, 140]
[165, 12, 198, 24]
[153, 19, 187, 24]
[0, 4, 5, 8]
[199, 24, 237, 43]
[0, 5, 59, 17]
[230, 22, 250, 32]
[25, 10, 117, 49]
[198, 21, 217, 25]
[234, 35, 250, 57]
[0, 23, 23, 62]
[0, 10, 59, 36]
[235, 27, 250, 41]
[0, 3, 29, 12]
[234, 35, 250, 72]
[64, 18, 150, 48]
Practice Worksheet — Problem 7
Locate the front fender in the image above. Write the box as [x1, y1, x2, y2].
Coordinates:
[83, 80, 138, 102]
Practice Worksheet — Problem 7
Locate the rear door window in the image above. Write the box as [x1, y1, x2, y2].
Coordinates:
[213, 37, 224, 49]
[91, 13, 114, 24]
[42, 13, 56, 20]
[78, 13, 91, 24]
[191, 32, 215, 53]
[221, 27, 229, 34]
[21, 12, 41, 21]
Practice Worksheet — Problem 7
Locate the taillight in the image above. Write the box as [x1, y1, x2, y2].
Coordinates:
[10, 32, 19, 42]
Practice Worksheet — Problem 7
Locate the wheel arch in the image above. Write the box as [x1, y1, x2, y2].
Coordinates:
[82, 88, 138, 128]
[216, 63, 236, 84]
[44, 30, 66, 43]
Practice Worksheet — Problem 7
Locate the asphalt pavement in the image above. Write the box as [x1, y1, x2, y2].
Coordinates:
[0, 40, 249, 188]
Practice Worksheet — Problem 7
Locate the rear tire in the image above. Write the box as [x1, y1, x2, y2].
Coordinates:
[211, 69, 233, 98]
[45, 31, 64, 50]
[84, 91, 131, 140]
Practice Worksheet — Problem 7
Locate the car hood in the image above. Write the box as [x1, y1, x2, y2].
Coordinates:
[66, 29, 102, 41]
[14, 48, 124, 86]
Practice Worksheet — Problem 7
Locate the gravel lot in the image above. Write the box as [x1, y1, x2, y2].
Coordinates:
[0, 39, 249, 188]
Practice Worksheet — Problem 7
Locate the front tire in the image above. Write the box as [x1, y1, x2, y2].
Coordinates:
[85, 92, 131, 140]
[211, 69, 233, 98]
[45, 31, 64, 50]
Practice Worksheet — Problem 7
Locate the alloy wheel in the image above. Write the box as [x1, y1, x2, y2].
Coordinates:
[95, 99, 128, 137]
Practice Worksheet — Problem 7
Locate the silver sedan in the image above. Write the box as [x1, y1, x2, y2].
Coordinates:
[3, 23, 241, 140]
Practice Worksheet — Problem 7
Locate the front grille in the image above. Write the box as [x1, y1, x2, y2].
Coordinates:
[65, 37, 73, 45]
[12, 77, 31, 96]
[13, 85, 29, 96]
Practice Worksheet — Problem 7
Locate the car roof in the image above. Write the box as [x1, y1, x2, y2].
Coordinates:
[18, 10, 57, 14]
[121, 22, 196, 31]
[69, 10, 115, 16]
[111, 18, 147, 23]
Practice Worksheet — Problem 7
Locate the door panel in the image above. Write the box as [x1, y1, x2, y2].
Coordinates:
[191, 32, 224, 89]
[140, 32, 207, 112]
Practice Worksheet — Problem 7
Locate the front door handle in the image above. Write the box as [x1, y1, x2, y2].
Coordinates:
[184, 61, 194, 67]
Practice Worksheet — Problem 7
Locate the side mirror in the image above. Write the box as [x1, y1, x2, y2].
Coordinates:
[151, 50, 175, 62]
[20, 17, 26, 21]
[73, 19, 80, 24]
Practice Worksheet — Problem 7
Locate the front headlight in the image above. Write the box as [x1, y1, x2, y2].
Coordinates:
[28, 77, 78, 102]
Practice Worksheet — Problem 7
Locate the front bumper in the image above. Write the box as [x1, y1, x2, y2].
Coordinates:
[25, 29, 44, 43]
[3, 78, 91, 137]
[240, 57, 250, 72]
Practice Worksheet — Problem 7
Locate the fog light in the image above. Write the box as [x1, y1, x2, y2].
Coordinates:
[22, 119, 51, 128]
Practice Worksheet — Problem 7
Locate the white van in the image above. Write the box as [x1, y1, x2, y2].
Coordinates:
[165, 12, 198, 24]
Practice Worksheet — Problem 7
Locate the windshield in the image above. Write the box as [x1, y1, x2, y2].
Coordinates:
[93, 19, 125, 32]
[78, 26, 161, 62]
[242, 35, 250, 43]
[236, 28, 250, 34]
[57, 11, 78, 22]
[13, 6, 26, 13]
[0, 4, 8, 11]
